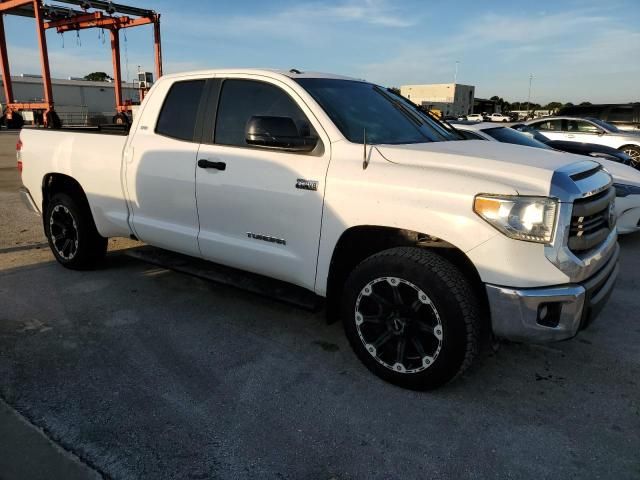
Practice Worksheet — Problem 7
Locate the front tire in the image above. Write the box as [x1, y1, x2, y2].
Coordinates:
[620, 145, 640, 169]
[45, 193, 108, 270]
[342, 247, 481, 390]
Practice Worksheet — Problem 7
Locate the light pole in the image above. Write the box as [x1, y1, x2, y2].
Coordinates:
[526, 73, 533, 115]
[454, 60, 459, 84]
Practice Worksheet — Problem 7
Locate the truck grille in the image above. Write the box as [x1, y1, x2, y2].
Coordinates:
[569, 187, 615, 253]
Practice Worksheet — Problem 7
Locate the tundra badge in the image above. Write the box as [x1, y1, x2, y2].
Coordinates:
[247, 232, 287, 245]
[296, 178, 318, 191]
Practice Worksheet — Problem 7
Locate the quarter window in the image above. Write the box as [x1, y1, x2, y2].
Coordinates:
[214, 79, 311, 148]
[156, 80, 206, 141]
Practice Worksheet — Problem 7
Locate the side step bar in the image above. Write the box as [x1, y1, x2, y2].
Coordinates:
[123, 246, 323, 312]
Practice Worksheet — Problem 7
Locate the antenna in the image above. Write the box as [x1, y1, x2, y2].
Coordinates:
[363, 128, 370, 170]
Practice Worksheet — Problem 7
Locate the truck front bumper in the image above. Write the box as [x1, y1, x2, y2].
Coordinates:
[19, 187, 40, 215]
[486, 244, 619, 342]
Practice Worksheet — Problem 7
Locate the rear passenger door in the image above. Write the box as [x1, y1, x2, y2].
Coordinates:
[194, 77, 331, 291]
[124, 79, 207, 256]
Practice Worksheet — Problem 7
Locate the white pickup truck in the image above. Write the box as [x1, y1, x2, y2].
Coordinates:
[18, 69, 619, 390]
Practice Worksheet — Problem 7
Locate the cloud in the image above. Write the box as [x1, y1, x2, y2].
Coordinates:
[162, 0, 417, 43]
[355, 8, 640, 103]
[324, 0, 415, 27]
[3, 3, 637, 104]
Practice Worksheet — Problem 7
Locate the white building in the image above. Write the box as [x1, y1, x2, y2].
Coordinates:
[0, 74, 139, 125]
[400, 83, 475, 117]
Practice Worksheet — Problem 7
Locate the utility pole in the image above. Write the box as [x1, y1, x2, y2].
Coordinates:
[454, 60, 459, 84]
[526, 73, 533, 115]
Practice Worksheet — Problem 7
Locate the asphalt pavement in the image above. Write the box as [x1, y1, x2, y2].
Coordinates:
[1, 130, 639, 479]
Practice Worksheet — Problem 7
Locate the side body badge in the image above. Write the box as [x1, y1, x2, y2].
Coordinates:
[296, 179, 318, 191]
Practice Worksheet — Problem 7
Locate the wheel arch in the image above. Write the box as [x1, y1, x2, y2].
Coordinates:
[324, 225, 489, 324]
[42, 173, 91, 219]
[619, 143, 640, 152]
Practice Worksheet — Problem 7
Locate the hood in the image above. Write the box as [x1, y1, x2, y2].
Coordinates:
[374, 140, 592, 196]
[615, 129, 640, 138]
[598, 158, 640, 186]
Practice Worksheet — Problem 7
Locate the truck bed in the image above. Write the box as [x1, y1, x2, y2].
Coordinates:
[19, 127, 131, 238]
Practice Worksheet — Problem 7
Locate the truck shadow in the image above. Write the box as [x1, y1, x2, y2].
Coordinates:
[3, 147, 640, 476]
[1, 235, 639, 477]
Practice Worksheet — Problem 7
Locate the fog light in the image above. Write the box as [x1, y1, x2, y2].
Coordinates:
[537, 302, 561, 328]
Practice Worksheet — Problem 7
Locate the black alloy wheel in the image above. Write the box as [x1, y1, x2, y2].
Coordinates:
[342, 247, 482, 390]
[49, 204, 79, 261]
[354, 276, 443, 374]
[45, 193, 108, 269]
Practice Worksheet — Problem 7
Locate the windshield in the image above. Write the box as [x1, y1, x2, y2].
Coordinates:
[587, 117, 620, 133]
[296, 78, 458, 144]
[481, 127, 552, 149]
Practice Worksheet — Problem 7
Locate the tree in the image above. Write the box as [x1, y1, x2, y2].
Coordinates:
[489, 95, 508, 112]
[579, 101, 592, 106]
[564, 102, 574, 108]
[84, 72, 113, 82]
[545, 101, 563, 111]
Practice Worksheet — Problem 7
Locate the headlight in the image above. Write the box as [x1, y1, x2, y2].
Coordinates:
[474, 195, 558, 243]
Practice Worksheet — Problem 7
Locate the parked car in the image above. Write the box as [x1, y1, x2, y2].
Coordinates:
[558, 103, 640, 132]
[453, 122, 640, 234]
[465, 113, 483, 122]
[486, 113, 510, 122]
[511, 123, 634, 166]
[525, 116, 640, 167]
[18, 69, 619, 390]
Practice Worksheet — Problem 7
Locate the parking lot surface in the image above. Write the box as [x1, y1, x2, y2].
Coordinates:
[1, 130, 639, 479]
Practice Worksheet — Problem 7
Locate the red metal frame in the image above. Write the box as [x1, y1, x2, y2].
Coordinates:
[0, 0, 162, 126]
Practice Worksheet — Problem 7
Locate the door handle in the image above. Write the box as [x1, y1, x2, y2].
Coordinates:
[567, 134, 575, 138]
[198, 159, 226, 171]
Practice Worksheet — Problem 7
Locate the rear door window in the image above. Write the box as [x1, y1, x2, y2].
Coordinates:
[156, 80, 206, 141]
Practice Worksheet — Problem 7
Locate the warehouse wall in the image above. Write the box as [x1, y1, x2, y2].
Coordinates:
[400, 83, 475, 116]
[0, 76, 139, 113]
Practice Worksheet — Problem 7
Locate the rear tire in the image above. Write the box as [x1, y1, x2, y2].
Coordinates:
[112, 113, 130, 126]
[45, 193, 108, 270]
[341, 247, 481, 390]
[46, 111, 62, 129]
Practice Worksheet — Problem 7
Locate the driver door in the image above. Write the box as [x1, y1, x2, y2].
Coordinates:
[195, 77, 331, 291]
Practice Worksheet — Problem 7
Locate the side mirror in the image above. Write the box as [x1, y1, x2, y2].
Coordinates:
[245, 116, 318, 152]
[597, 130, 606, 136]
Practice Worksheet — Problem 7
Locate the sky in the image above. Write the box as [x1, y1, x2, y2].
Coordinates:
[2, 0, 639, 104]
